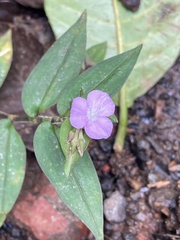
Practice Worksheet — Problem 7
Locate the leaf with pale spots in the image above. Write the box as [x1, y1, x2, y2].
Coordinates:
[22, 12, 86, 117]
[45, 0, 180, 106]
[0, 30, 12, 88]
[0, 119, 26, 227]
[34, 121, 103, 240]
[57, 45, 142, 116]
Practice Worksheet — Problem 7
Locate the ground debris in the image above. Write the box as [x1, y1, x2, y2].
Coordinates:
[147, 180, 171, 189]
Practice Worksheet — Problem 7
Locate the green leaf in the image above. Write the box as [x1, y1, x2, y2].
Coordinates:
[109, 114, 118, 123]
[34, 121, 103, 240]
[45, 0, 180, 104]
[113, 0, 180, 151]
[0, 119, 26, 226]
[46, 0, 179, 151]
[59, 118, 90, 176]
[57, 45, 142, 115]
[22, 12, 86, 118]
[0, 30, 12, 87]
[44, 0, 115, 58]
[0, 214, 6, 226]
[114, 0, 180, 107]
[86, 42, 107, 65]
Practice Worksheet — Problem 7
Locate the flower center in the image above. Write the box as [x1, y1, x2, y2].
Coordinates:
[87, 107, 98, 121]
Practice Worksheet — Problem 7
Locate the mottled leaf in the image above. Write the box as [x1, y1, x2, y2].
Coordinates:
[0, 119, 26, 226]
[0, 30, 12, 87]
[34, 121, 103, 240]
[22, 12, 86, 118]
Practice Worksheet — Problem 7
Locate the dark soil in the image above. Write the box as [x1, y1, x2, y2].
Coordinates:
[0, 1, 179, 240]
[90, 56, 180, 240]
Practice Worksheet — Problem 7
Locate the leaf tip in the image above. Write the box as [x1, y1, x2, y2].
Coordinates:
[137, 44, 143, 52]
[82, 9, 87, 17]
[78, 10, 87, 24]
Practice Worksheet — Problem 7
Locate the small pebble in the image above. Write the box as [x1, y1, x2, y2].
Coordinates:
[140, 187, 149, 193]
[120, 0, 141, 12]
[116, 178, 127, 195]
[148, 173, 158, 183]
[123, 233, 136, 240]
[104, 191, 127, 223]
[101, 176, 114, 192]
[99, 140, 112, 153]
[135, 212, 147, 222]
[11, 227, 21, 238]
[137, 151, 149, 162]
[136, 106, 153, 117]
[127, 202, 138, 215]
[146, 136, 164, 154]
[102, 163, 111, 174]
[164, 140, 172, 151]
[141, 117, 151, 125]
[148, 188, 176, 212]
[137, 140, 150, 151]
[130, 191, 141, 201]
[111, 231, 122, 240]
[159, 92, 169, 100]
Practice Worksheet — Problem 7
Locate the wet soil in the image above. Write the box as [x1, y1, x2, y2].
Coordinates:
[0, 1, 179, 240]
[90, 56, 180, 240]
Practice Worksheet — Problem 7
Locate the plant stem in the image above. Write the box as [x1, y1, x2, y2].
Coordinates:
[112, 0, 128, 152]
[113, 88, 128, 152]
[0, 110, 66, 126]
[0, 111, 21, 121]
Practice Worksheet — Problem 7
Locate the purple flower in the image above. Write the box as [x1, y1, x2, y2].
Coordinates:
[70, 90, 115, 139]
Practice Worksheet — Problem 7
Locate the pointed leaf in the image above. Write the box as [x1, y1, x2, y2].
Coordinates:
[109, 114, 118, 123]
[22, 12, 86, 118]
[57, 45, 142, 115]
[45, 0, 180, 105]
[0, 119, 26, 226]
[34, 121, 103, 240]
[44, 0, 115, 58]
[0, 30, 12, 87]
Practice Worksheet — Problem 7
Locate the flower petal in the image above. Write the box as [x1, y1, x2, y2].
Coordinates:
[85, 117, 113, 139]
[70, 97, 87, 129]
[87, 90, 115, 117]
